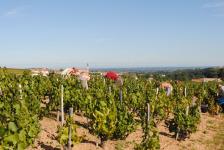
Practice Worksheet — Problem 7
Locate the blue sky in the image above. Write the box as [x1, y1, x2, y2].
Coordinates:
[0, 0, 224, 68]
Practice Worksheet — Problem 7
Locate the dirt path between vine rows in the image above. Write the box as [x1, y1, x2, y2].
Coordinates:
[27, 113, 224, 150]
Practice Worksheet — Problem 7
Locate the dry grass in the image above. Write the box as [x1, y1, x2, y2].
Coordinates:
[204, 114, 224, 150]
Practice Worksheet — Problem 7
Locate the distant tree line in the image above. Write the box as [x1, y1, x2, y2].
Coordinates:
[137, 67, 224, 81]
[165, 67, 224, 81]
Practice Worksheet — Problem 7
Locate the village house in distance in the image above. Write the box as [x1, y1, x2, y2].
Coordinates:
[30, 68, 50, 76]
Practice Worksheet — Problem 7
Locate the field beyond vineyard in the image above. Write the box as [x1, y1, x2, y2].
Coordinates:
[0, 68, 27, 75]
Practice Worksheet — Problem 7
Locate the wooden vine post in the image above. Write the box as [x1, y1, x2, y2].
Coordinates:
[175, 129, 179, 140]
[56, 79, 60, 122]
[61, 85, 65, 126]
[57, 110, 60, 122]
[185, 87, 189, 116]
[109, 86, 111, 94]
[68, 107, 73, 150]
[120, 87, 123, 103]
[200, 82, 206, 114]
[146, 102, 150, 139]
[156, 87, 159, 100]
[19, 84, 22, 99]
[147, 103, 150, 124]
[103, 78, 105, 85]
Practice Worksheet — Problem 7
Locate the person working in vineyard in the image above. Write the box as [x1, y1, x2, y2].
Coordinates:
[217, 84, 224, 108]
[104, 71, 123, 86]
[160, 82, 173, 96]
[61, 67, 90, 90]
[219, 84, 224, 95]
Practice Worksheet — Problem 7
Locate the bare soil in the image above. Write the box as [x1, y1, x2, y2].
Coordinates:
[27, 113, 224, 150]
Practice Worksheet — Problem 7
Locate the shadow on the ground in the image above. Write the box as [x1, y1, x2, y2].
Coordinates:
[81, 139, 97, 145]
[75, 121, 89, 129]
[159, 131, 174, 138]
[38, 142, 60, 150]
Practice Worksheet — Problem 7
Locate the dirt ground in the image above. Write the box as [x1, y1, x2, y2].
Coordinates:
[27, 113, 224, 150]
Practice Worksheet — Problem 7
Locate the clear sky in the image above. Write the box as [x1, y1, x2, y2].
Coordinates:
[0, 0, 224, 68]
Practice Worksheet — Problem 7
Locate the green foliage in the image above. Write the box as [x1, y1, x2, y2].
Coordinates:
[57, 117, 81, 146]
[135, 104, 160, 150]
[113, 103, 136, 139]
[203, 82, 221, 114]
[0, 71, 40, 149]
[168, 106, 200, 140]
[167, 82, 201, 140]
[90, 100, 117, 141]
[0, 69, 222, 149]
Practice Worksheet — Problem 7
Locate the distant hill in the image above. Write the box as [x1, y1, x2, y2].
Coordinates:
[91, 67, 209, 73]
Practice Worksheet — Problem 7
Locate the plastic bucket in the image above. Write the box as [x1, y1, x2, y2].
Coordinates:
[201, 104, 209, 113]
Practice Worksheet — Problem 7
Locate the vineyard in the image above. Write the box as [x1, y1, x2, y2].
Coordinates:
[0, 69, 223, 150]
